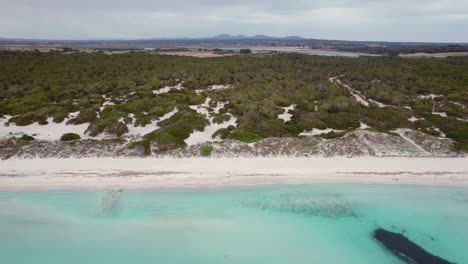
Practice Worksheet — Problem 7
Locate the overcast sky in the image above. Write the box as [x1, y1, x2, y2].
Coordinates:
[1, 0, 467, 42]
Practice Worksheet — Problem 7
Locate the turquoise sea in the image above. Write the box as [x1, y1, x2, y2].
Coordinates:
[0, 184, 467, 264]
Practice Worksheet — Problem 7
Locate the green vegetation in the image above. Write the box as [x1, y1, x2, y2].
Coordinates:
[0, 52, 466, 151]
[131, 107, 209, 154]
[60, 133, 81, 141]
[68, 109, 97, 125]
[211, 113, 231, 124]
[212, 128, 230, 139]
[229, 129, 264, 143]
[201, 145, 214, 155]
[313, 135, 322, 141]
[19, 134, 34, 141]
[337, 44, 468, 56]
[320, 131, 346, 139]
[454, 142, 468, 152]
[420, 127, 442, 137]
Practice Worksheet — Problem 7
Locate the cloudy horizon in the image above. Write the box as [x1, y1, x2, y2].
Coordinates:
[1, 0, 467, 42]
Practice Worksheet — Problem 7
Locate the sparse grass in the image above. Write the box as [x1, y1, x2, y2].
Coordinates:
[201, 145, 214, 155]
[454, 142, 468, 152]
[127, 143, 137, 149]
[365, 127, 380, 133]
[243, 137, 264, 143]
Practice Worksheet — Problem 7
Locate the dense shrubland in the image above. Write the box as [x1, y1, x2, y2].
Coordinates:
[0, 52, 467, 152]
[336, 44, 468, 55]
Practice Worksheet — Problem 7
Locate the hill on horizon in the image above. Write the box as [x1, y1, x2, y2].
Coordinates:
[210, 34, 305, 40]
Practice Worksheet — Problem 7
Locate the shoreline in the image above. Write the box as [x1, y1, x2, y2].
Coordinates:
[0, 157, 467, 190]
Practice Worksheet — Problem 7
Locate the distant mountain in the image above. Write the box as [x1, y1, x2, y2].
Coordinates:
[212, 34, 247, 40]
[210, 34, 305, 40]
[283, 36, 306, 40]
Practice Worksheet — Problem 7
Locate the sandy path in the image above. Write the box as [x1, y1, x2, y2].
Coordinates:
[0, 157, 467, 190]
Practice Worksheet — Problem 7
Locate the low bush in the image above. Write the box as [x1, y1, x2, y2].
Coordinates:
[127, 142, 137, 149]
[420, 128, 441, 137]
[60, 133, 81, 141]
[52, 112, 69, 123]
[67, 109, 97, 125]
[212, 128, 230, 139]
[156, 107, 209, 143]
[320, 131, 346, 139]
[255, 119, 300, 137]
[153, 132, 186, 152]
[19, 134, 35, 141]
[454, 142, 468, 152]
[135, 131, 187, 155]
[86, 120, 129, 137]
[446, 130, 468, 143]
[134, 115, 152, 127]
[9, 115, 34, 126]
[229, 129, 264, 143]
[201, 145, 214, 156]
[212, 114, 231, 124]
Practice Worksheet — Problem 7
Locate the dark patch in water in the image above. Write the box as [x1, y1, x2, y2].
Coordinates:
[373, 228, 455, 264]
[242, 196, 356, 218]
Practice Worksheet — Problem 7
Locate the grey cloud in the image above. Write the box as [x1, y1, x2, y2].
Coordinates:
[0, 0, 467, 42]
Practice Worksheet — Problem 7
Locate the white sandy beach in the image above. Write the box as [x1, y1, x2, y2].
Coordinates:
[0, 157, 467, 190]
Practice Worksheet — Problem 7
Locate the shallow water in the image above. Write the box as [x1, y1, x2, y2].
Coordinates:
[0, 184, 467, 264]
